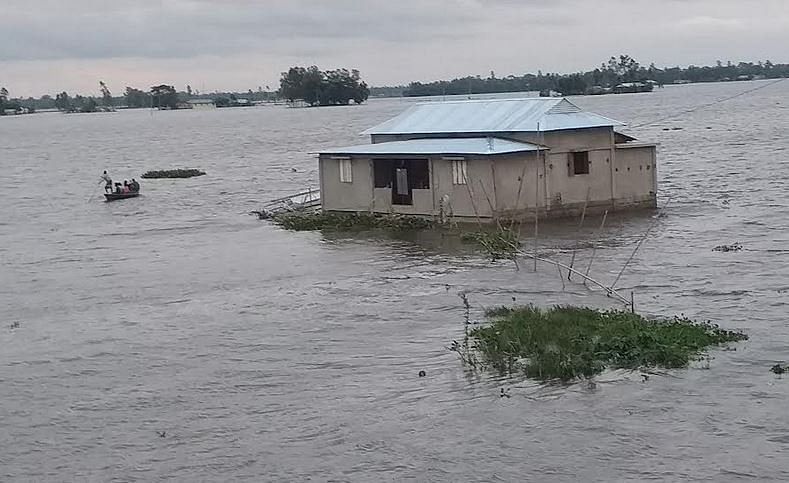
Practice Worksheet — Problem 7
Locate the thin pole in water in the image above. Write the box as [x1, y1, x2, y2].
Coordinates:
[583, 210, 608, 285]
[610, 197, 673, 291]
[568, 187, 591, 280]
[533, 173, 539, 272]
[534, 122, 541, 272]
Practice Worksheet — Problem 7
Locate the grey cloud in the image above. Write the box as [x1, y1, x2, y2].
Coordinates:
[0, 0, 484, 62]
[2, 0, 788, 97]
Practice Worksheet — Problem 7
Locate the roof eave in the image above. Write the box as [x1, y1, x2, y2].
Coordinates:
[317, 149, 545, 156]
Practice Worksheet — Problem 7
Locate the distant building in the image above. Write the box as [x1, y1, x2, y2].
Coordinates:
[317, 98, 657, 221]
[187, 99, 216, 110]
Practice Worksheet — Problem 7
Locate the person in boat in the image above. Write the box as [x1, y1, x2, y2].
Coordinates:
[114, 182, 122, 194]
[100, 171, 112, 193]
[129, 179, 140, 192]
[122, 181, 130, 193]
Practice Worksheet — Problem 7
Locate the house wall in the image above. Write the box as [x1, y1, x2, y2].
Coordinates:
[488, 153, 542, 216]
[319, 156, 374, 212]
[545, 149, 613, 207]
[367, 156, 496, 218]
[613, 144, 657, 208]
[321, 129, 657, 220]
[431, 155, 496, 218]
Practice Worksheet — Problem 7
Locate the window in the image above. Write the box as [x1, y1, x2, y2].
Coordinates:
[452, 159, 468, 185]
[374, 160, 393, 188]
[571, 151, 589, 175]
[339, 158, 352, 183]
[408, 160, 430, 189]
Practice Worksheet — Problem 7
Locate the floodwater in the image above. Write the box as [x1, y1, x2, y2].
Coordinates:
[2, 80, 789, 481]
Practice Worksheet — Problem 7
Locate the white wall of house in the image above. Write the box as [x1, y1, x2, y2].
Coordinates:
[319, 128, 657, 220]
[613, 144, 658, 207]
[319, 157, 375, 212]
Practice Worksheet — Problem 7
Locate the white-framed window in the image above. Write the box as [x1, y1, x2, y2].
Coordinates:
[339, 158, 353, 183]
[451, 159, 467, 185]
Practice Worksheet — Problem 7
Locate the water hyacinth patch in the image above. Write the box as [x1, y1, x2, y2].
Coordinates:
[141, 169, 206, 179]
[272, 211, 434, 231]
[456, 305, 747, 381]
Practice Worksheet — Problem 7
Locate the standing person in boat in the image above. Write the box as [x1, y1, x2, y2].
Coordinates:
[100, 170, 112, 193]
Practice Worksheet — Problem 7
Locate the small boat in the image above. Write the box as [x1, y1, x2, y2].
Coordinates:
[105, 192, 140, 201]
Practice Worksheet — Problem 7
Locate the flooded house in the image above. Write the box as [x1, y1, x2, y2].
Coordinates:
[318, 98, 657, 221]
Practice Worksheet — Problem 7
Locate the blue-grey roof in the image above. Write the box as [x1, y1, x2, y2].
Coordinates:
[319, 137, 545, 156]
[363, 98, 624, 135]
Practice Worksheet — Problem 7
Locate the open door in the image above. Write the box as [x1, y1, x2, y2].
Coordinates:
[392, 162, 412, 205]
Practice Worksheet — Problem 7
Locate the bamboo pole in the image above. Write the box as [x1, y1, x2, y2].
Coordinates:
[495, 229, 630, 306]
[610, 197, 673, 291]
[510, 158, 530, 230]
[567, 187, 591, 280]
[557, 263, 566, 290]
[583, 210, 608, 285]
[533, 171, 539, 272]
[515, 248, 631, 305]
[463, 175, 484, 228]
[478, 180, 500, 229]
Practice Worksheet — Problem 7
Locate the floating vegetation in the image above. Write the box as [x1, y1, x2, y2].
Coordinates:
[713, 242, 742, 252]
[272, 211, 434, 231]
[141, 169, 206, 179]
[770, 364, 787, 375]
[451, 305, 747, 381]
[461, 227, 520, 260]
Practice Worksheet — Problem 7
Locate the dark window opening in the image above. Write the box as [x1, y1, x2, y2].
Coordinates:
[571, 151, 590, 175]
[374, 160, 393, 188]
[408, 160, 430, 190]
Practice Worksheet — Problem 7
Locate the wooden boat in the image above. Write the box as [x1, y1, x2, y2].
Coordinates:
[104, 192, 140, 201]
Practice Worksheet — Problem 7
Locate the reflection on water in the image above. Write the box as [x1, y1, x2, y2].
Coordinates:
[2, 81, 789, 481]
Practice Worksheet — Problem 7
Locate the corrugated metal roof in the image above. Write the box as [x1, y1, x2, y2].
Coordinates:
[319, 137, 545, 156]
[363, 98, 624, 135]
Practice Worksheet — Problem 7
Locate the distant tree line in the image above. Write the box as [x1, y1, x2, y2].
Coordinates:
[402, 56, 789, 97]
[279, 66, 370, 106]
[0, 87, 35, 115]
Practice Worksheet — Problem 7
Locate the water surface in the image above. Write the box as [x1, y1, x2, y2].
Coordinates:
[2, 81, 789, 481]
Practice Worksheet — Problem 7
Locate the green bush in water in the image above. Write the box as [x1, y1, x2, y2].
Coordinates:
[461, 305, 747, 381]
[461, 228, 520, 260]
[141, 169, 206, 179]
[273, 211, 433, 231]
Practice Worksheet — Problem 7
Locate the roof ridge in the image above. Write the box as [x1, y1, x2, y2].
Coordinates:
[413, 96, 562, 106]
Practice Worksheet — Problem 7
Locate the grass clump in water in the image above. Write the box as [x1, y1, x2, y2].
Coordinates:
[461, 305, 747, 381]
[273, 211, 434, 231]
[461, 227, 520, 260]
[141, 169, 206, 179]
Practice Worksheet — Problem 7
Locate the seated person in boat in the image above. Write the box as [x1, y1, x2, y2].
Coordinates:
[122, 181, 131, 193]
[114, 182, 123, 194]
[129, 179, 140, 192]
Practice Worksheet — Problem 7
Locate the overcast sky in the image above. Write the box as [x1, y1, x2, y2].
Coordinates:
[1, 0, 787, 97]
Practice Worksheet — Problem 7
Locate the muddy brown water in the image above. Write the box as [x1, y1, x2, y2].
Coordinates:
[2, 81, 789, 481]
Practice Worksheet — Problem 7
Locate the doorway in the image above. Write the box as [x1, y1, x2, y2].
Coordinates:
[373, 159, 430, 206]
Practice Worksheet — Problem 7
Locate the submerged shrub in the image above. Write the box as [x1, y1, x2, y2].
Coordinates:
[460, 305, 747, 381]
[461, 227, 520, 260]
[272, 211, 434, 231]
[141, 169, 206, 179]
